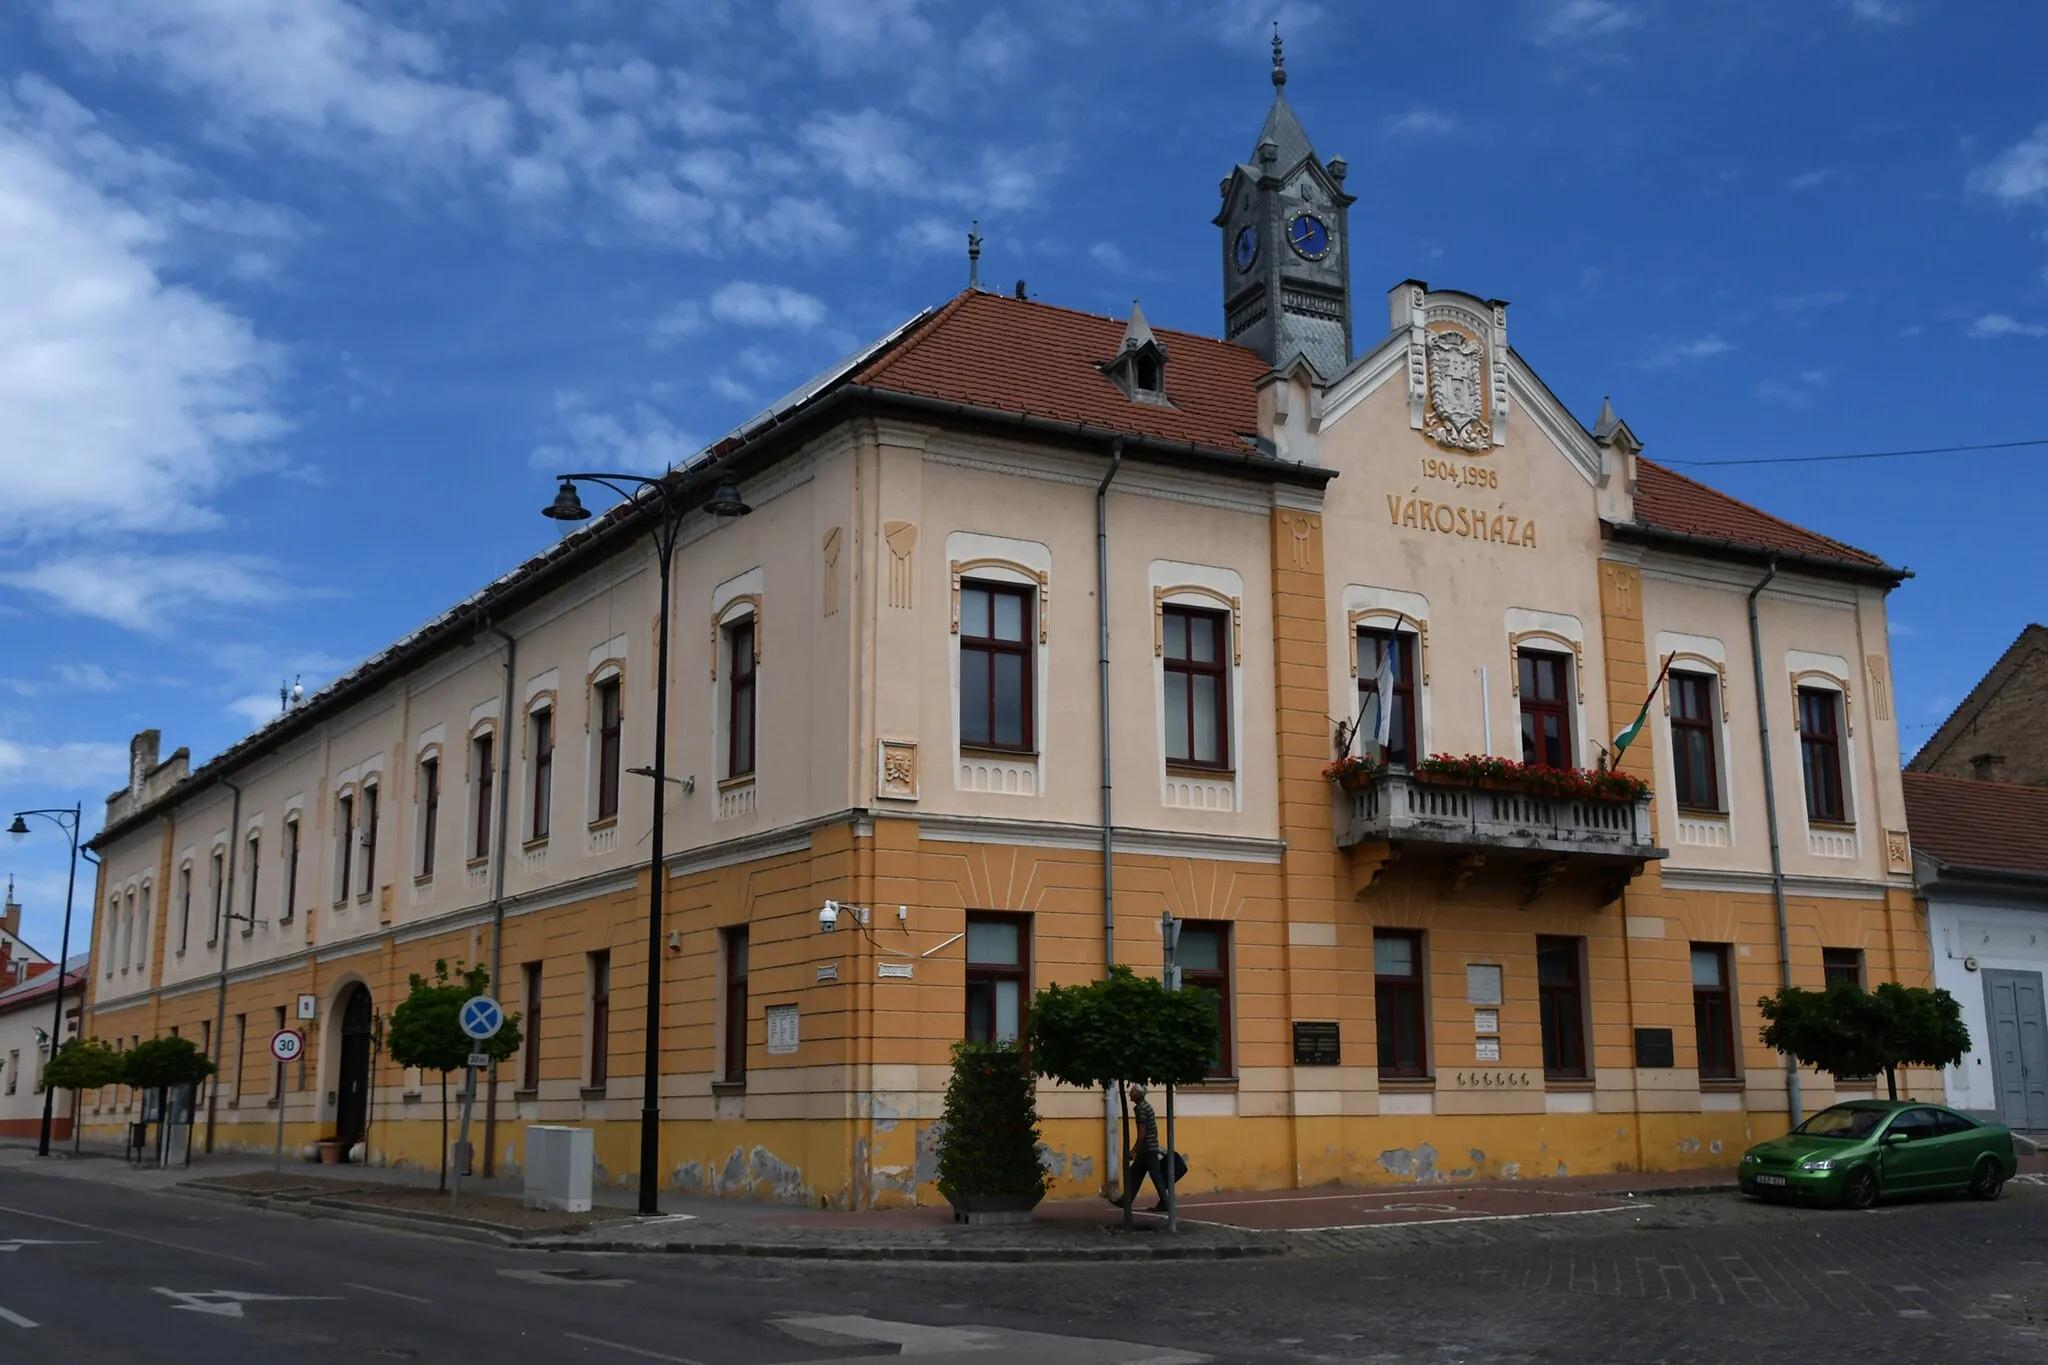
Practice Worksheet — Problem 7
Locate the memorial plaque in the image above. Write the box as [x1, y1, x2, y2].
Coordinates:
[1474, 1038, 1501, 1062]
[1466, 963, 1503, 1006]
[1473, 1008, 1499, 1036]
[1292, 1020, 1341, 1066]
[766, 1004, 799, 1055]
[1634, 1027, 1675, 1069]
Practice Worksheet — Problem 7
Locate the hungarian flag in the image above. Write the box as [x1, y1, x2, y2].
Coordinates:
[1612, 653, 1677, 760]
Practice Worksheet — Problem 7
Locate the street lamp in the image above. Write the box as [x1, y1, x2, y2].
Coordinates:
[9, 805, 84, 1158]
[543, 467, 750, 1215]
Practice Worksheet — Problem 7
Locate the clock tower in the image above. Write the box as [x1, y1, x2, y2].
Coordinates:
[1213, 29, 1356, 380]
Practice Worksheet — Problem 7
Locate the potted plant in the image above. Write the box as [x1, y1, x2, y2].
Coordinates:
[1321, 752, 1379, 791]
[936, 1040, 1047, 1224]
[1414, 754, 1650, 804]
[316, 1137, 343, 1164]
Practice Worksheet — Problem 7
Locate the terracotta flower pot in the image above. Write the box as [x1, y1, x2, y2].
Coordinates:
[316, 1140, 342, 1165]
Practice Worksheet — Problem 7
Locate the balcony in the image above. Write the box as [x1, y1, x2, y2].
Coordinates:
[1337, 769, 1665, 905]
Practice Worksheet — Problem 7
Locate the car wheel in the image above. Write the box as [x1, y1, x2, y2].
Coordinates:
[1969, 1156, 2006, 1201]
[1842, 1166, 1879, 1210]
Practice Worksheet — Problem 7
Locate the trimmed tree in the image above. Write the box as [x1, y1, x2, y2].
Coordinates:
[935, 1040, 1047, 1215]
[41, 1037, 123, 1152]
[120, 1036, 217, 1146]
[385, 960, 522, 1189]
[1758, 981, 1970, 1101]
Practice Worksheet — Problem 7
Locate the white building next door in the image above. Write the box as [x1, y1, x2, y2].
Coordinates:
[1984, 969, 2048, 1132]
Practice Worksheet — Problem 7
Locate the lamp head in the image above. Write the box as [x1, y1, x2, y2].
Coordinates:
[7, 815, 28, 843]
[704, 478, 752, 519]
[543, 479, 592, 522]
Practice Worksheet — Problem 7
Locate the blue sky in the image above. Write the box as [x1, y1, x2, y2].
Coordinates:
[2, 0, 2046, 951]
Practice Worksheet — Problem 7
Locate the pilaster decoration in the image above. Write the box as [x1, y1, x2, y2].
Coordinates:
[1866, 654, 1891, 721]
[1276, 510, 1321, 570]
[822, 527, 842, 617]
[1507, 629, 1585, 701]
[708, 597, 762, 680]
[1789, 669, 1853, 736]
[951, 558, 1049, 641]
[1660, 652, 1729, 720]
[1347, 608, 1429, 682]
[1154, 585, 1242, 663]
[884, 520, 918, 609]
[877, 739, 918, 801]
[1601, 563, 1637, 620]
[1885, 829, 1911, 875]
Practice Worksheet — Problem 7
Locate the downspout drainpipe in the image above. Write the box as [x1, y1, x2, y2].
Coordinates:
[1096, 438, 1123, 1197]
[1747, 556, 1802, 1129]
[482, 623, 517, 1178]
[206, 777, 242, 1154]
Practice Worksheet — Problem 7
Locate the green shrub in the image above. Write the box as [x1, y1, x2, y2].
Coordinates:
[935, 1040, 1047, 1205]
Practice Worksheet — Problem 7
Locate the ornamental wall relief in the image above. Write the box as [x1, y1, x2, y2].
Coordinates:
[1424, 325, 1491, 452]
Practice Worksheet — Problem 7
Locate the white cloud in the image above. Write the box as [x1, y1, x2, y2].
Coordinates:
[0, 552, 302, 634]
[1088, 241, 1129, 270]
[651, 300, 703, 346]
[735, 345, 783, 380]
[533, 393, 698, 476]
[708, 373, 754, 404]
[53, 663, 117, 692]
[776, 0, 936, 75]
[1844, 0, 1908, 22]
[1529, 0, 1638, 48]
[1194, 0, 1325, 42]
[48, 0, 514, 175]
[709, 282, 827, 330]
[1381, 109, 1457, 137]
[1774, 290, 1849, 313]
[800, 109, 924, 194]
[1756, 366, 1838, 408]
[0, 78, 287, 538]
[0, 736, 128, 792]
[897, 216, 961, 254]
[1971, 123, 2048, 208]
[1789, 168, 1833, 190]
[1641, 333, 1733, 368]
[961, 13, 1032, 75]
[1967, 313, 2048, 339]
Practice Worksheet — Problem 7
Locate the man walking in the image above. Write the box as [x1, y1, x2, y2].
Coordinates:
[1113, 1082, 1170, 1210]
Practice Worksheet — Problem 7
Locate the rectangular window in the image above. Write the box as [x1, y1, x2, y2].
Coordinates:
[336, 793, 354, 902]
[595, 677, 623, 821]
[1691, 943, 1737, 1080]
[1374, 930, 1428, 1078]
[178, 865, 192, 952]
[360, 785, 379, 896]
[958, 583, 1033, 751]
[419, 757, 440, 877]
[473, 732, 495, 860]
[1518, 650, 1574, 769]
[1798, 687, 1846, 823]
[244, 834, 260, 932]
[1163, 606, 1230, 768]
[282, 819, 300, 923]
[1177, 922, 1233, 1078]
[1669, 672, 1720, 810]
[1537, 936, 1587, 1079]
[726, 620, 757, 778]
[209, 850, 225, 942]
[1356, 628, 1419, 768]
[965, 913, 1029, 1043]
[136, 885, 151, 970]
[723, 929, 749, 1084]
[530, 710, 553, 842]
[1822, 947, 1864, 990]
[105, 898, 119, 977]
[521, 961, 543, 1091]
[586, 950, 610, 1088]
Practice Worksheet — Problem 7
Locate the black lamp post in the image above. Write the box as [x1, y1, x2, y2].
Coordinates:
[9, 804, 84, 1158]
[542, 469, 749, 1215]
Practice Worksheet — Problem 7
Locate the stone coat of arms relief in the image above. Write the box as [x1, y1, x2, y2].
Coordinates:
[1424, 327, 1492, 452]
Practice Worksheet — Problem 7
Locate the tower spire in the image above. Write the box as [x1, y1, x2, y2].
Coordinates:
[1271, 21, 1286, 89]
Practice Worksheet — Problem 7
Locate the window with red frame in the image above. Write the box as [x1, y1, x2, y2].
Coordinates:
[1798, 687, 1846, 823]
[1356, 629, 1419, 767]
[959, 584, 1033, 751]
[1518, 650, 1573, 768]
[1374, 930, 1428, 1078]
[1537, 936, 1587, 1079]
[1668, 672, 1719, 810]
[1163, 606, 1230, 768]
[1177, 922, 1232, 1078]
[1691, 943, 1737, 1080]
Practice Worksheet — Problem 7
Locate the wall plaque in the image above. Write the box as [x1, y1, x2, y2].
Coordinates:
[1634, 1027, 1675, 1069]
[878, 961, 914, 979]
[1466, 964, 1503, 1007]
[1473, 1008, 1499, 1036]
[1474, 1038, 1501, 1062]
[1292, 1021, 1341, 1066]
[765, 1004, 799, 1055]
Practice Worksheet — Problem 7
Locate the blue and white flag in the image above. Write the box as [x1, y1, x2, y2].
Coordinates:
[1372, 634, 1399, 750]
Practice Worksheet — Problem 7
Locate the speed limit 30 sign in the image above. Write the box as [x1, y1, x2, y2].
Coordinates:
[269, 1029, 305, 1063]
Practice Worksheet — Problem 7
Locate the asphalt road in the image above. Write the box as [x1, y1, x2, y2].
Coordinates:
[2, 1162, 2046, 1364]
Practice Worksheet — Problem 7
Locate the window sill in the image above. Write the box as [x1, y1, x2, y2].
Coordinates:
[711, 1079, 747, 1094]
[579, 1085, 608, 1100]
[1676, 805, 1727, 818]
[1807, 820, 1856, 833]
[523, 837, 551, 853]
[1165, 763, 1236, 780]
[716, 775, 755, 792]
[1700, 1077, 1745, 1091]
[512, 1087, 538, 1099]
[355, 893, 374, 906]
[1544, 1076, 1595, 1090]
[466, 857, 489, 871]
[587, 816, 619, 832]
[959, 744, 1038, 761]
[1182, 1076, 1238, 1090]
[265, 1097, 280, 1109]
[413, 873, 434, 887]
[1378, 1076, 1435, 1090]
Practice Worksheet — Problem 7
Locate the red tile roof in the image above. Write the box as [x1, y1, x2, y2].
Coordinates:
[1902, 771, 2048, 879]
[1633, 459, 1888, 569]
[856, 291, 1268, 453]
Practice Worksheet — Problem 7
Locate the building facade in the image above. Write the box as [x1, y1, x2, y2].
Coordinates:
[81, 57, 1929, 1203]
[1907, 623, 2048, 787]
[0, 949, 86, 1141]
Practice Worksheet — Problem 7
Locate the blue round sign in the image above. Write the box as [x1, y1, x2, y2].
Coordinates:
[459, 995, 504, 1041]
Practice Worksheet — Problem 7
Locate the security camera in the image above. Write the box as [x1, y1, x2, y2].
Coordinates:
[819, 900, 840, 933]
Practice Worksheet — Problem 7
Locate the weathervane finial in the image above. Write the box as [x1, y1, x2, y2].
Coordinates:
[1271, 21, 1286, 89]
[967, 218, 982, 291]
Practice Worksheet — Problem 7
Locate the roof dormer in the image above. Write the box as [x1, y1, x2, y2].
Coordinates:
[1102, 300, 1173, 407]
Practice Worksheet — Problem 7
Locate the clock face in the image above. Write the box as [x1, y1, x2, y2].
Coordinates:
[1288, 212, 1331, 260]
[1233, 223, 1258, 271]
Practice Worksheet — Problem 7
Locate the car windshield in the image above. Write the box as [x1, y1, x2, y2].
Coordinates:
[1794, 1106, 1884, 1140]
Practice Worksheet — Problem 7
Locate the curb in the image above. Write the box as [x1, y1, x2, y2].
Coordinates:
[177, 1182, 540, 1247]
[543, 1237, 1283, 1262]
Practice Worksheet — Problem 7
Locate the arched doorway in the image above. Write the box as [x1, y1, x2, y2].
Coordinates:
[335, 984, 375, 1159]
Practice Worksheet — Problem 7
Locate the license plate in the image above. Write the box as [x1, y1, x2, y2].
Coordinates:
[1753, 1174, 1787, 1187]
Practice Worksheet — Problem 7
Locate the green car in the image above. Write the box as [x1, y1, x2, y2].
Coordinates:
[1739, 1099, 2017, 1209]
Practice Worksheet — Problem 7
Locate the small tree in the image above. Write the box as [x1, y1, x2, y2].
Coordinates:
[120, 1036, 217, 1141]
[935, 1040, 1047, 1211]
[1759, 981, 1970, 1101]
[42, 1037, 123, 1152]
[385, 960, 521, 1189]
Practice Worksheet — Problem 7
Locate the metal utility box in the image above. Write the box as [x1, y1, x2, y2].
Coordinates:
[523, 1125, 594, 1212]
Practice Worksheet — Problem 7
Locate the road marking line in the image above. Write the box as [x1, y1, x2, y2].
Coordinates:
[1173, 1188, 1632, 1212]
[1182, 1203, 1640, 1233]
[0, 1306, 39, 1328]
[562, 1330, 703, 1362]
[346, 1282, 432, 1304]
[0, 1204, 261, 1266]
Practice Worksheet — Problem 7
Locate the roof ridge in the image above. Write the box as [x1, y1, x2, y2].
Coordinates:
[904, 288, 1260, 356]
[1636, 456, 1884, 566]
[855, 291, 976, 386]
[1905, 623, 2048, 772]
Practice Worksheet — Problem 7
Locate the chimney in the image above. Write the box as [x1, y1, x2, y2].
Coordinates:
[130, 729, 162, 795]
[1969, 752, 2006, 782]
[1, 877, 17, 941]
